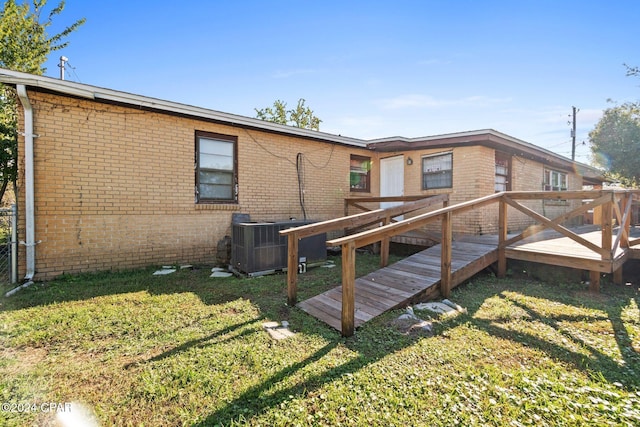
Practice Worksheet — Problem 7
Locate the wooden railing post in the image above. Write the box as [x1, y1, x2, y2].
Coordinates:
[498, 196, 507, 278]
[613, 193, 632, 285]
[590, 194, 613, 293]
[601, 196, 613, 260]
[440, 212, 452, 298]
[343, 199, 350, 236]
[380, 214, 391, 267]
[341, 241, 356, 337]
[622, 193, 631, 249]
[287, 234, 299, 306]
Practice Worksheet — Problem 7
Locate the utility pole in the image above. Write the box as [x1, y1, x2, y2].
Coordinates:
[571, 106, 577, 161]
[59, 56, 68, 80]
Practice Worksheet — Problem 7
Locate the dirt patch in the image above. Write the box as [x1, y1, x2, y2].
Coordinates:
[1, 346, 48, 373]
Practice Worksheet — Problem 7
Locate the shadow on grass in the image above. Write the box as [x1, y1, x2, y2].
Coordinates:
[446, 276, 640, 391]
[0, 255, 380, 315]
[2, 259, 639, 424]
[192, 319, 422, 426]
[194, 274, 640, 425]
[0, 266, 291, 321]
[123, 319, 258, 370]
[192, 339, 340, 425]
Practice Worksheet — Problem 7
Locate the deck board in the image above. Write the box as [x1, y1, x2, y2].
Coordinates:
[298, 225, 640, 333]
[298, 240, 497, 332]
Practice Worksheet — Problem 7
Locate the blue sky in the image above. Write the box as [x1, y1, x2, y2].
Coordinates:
[40, 0, 640, 164]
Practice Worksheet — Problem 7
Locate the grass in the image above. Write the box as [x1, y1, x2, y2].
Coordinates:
[0, 255, 639, 426]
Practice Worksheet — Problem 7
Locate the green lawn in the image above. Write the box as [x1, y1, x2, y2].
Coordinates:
[1, 255, 639, 426]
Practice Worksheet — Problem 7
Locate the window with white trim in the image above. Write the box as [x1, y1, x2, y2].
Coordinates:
[196, 131, 237, 203]
[495, 152, 511, 192]
[422, 152, 452, 189]
[543, 169, 568, 191]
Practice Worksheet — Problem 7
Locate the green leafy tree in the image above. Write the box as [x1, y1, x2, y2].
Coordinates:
[589, 102, 640, 187]
[0, 97, 17, 204]
[255, 98, 322, 130]
[0, 0, 85, 203]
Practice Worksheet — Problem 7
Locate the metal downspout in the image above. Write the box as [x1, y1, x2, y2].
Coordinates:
[16, 85, 35, 280]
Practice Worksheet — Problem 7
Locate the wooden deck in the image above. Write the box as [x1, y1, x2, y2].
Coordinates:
[298, 225, 640, 333]
[506, 225, 640, 272]
[298, 239, 497, 332]
[288, 190, 640, 335]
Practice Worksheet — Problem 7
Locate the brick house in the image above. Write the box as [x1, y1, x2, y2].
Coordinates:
[0, 68, 602, 280]
[365, 132, 603, 236]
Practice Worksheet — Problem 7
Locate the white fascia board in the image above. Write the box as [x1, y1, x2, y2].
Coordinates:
[367, 129, 499, 144]
[0, 68, 368, 148]
[368, 128, 600, 174]
[0, 73, 95, 99]
[92, 90, 368, 147]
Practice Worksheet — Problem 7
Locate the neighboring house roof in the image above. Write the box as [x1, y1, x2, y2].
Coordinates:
[0, 67, 603, 183]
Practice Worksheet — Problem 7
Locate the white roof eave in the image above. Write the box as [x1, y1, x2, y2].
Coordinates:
[0, 68, 368, 148]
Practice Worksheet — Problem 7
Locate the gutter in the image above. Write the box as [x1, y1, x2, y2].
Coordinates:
[0, 68, 368, 148]
[16, 85, 36, 280]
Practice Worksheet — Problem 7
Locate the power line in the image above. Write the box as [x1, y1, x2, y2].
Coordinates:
[64, 61, 81, 83]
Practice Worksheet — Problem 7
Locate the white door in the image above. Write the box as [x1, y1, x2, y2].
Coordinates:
[380, 155, 405, 220]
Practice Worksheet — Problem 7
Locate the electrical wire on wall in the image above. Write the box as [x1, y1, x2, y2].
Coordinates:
[296, 152, 307, 220]
[243, 129, 337, 220]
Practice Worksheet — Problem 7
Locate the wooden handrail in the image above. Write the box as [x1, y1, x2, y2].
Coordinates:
[327, 189, 637, 336]
[344, 195, 436, 204]
[502, 195, 611, 247]
[502, 195, 609, 257]
[327, 192, 502, 248]
[281, 194, 449, 239]
[343, 194, 449, 220]
[281, 194, 449, 306]
[612, 193, 633, 253]
[506, 189, 640, 200]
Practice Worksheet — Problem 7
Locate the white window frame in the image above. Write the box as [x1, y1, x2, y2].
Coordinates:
[422, 152, 453, 190]
[196, 131, 238, 203]
[543, 169, 568, 191]
[495, 153, 511, 192]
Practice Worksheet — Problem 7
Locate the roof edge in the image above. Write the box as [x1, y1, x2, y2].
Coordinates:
[0, 68, 603, 179]
[368, 128, 602, 175]
[0, 68, 369, 148]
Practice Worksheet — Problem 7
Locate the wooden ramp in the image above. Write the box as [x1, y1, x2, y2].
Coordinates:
[298, 240, 497, 332]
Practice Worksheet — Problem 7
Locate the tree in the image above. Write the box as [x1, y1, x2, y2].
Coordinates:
[624, 63, 640, 78]
[0, 0, 85, 203]
[0, 94, 17, 204]
[255, 98, 322, 130]
[589, 102, 640, 187]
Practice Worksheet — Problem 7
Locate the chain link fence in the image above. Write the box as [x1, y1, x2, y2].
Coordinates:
[0, 206, 17, 285]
